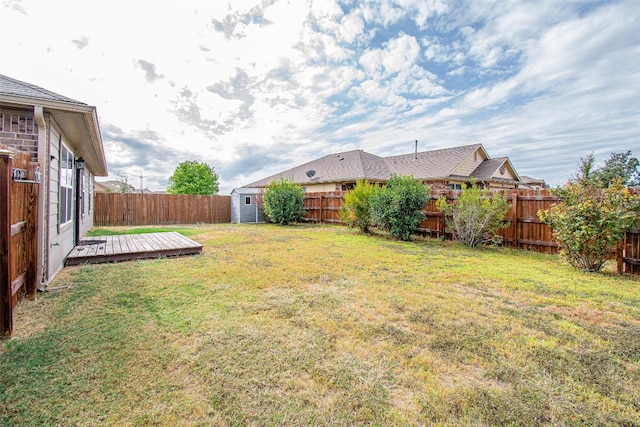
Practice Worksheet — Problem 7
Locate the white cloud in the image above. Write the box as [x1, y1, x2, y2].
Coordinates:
[359, 32, 420, 76]
[1, 0, 637, 193]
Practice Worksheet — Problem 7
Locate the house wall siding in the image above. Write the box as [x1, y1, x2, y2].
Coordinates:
[305, 182, 343, 193]
[452, 149, 487, 176]
[490, 167, 517, 181]
[47, 123, 75, 280]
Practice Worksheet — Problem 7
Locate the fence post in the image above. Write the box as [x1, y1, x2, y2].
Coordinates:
[0, 150, 13, 338]
[25, 180, 38, 300]
[616, 241, 624, 275]
[319, 194, 324, 224]
[512, 192, 519, 249]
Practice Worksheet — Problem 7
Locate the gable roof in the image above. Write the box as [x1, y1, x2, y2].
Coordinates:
[385, 144, 484, 179]
[0, 74, 108, 176]
[231, 187, 263, 195]
[245, 144, 522, 188]
[470, 157, 520, 182]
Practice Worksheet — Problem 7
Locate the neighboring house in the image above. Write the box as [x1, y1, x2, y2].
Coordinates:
[230, 187, 264, 224]
[0, 74, 108, 286]
[519, 175, 547, 189]
[94, 179, 135, 193]
[93, 179, 160, 194]
[246, 144, 524, 192]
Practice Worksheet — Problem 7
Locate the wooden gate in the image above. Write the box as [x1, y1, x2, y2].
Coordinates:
[0, 149, 39, 338]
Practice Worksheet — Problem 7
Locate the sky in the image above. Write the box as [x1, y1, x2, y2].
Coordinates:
[1, 0, 638, 193]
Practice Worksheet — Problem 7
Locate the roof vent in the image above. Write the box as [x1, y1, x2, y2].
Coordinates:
[306, 170, 316, 178]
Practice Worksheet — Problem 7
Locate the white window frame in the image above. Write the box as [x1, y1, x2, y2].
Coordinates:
[245, 196, 252, 205]
[59, 143, 74, 227]
[88, 173, 93, 213]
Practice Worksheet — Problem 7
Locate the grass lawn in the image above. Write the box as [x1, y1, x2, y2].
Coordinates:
[1, 224, 639, 426]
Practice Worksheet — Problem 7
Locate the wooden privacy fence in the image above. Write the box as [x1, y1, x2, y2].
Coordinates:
[303, 191, 344, 224]
[94, 193, 231, 226]
[1, 149, 39, 338]
[302, 189, 640, 274]
[420, 189, 558, 253]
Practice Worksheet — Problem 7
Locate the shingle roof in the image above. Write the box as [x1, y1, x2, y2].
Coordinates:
[245, 144, 522, 187]
[470, 157, 507, 179]
[246, 150, 389, 187]
[0, 74, 85, 105]
[385, 144, 482, 179]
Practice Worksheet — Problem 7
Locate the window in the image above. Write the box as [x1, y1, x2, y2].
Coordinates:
[449, 183, 462, 190]
[59, 143, 73, 226]
[245, 196, 252, 205]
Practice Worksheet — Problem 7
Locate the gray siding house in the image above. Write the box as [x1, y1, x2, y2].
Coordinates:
[231, 188, 264, 224]
[0, 74, 108, 286]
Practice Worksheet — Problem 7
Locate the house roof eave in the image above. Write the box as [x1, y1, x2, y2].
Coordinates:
[0, 94, 108, 176]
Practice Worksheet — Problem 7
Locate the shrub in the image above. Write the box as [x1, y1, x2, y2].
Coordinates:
[369, 175, 430, 241]
[436, 178, 511, 248]
[538, 179, 640, 272]
[262, 178, 306, 225]
[339, 179, 376, 233]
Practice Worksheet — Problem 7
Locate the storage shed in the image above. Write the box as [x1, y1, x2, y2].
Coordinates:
[231, 187, 265, 224]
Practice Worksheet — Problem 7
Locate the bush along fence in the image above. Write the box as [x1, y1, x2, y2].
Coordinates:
[302, 189, 640, 274]
[94, 193, 231, 226]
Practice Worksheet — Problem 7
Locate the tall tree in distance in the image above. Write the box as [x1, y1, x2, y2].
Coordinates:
[167, 160, 219, 195]
[573, 151, 639, 188]
[596, 151, 639, 187]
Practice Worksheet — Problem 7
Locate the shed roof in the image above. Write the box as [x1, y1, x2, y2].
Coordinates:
[231, 187, 263, 195]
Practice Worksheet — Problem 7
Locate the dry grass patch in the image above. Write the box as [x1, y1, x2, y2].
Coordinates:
[1, 223, 639, 426]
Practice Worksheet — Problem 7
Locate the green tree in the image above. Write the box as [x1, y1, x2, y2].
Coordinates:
[339, 179, 376, 233]
[572, 153, 598, 186]
[436, 178, 511, 248]
[538, 179, 640, 272]
[167, 161, 219, 195]
[262, 178, 306, 225]
[369, 175, 430, 241]
[573, 151, 640, 188]
[595, 151, 639, 188]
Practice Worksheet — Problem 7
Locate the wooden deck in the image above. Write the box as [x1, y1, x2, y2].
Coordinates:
[65, 232, 203, 266]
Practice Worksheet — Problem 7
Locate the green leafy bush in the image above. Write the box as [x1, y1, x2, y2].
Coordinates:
[262, 178, 306, 225]
[339, 179, 376, 233]
[436, 178, 511, 248]
[369, 175, 430, 241]
[538, 179, 640, 272]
